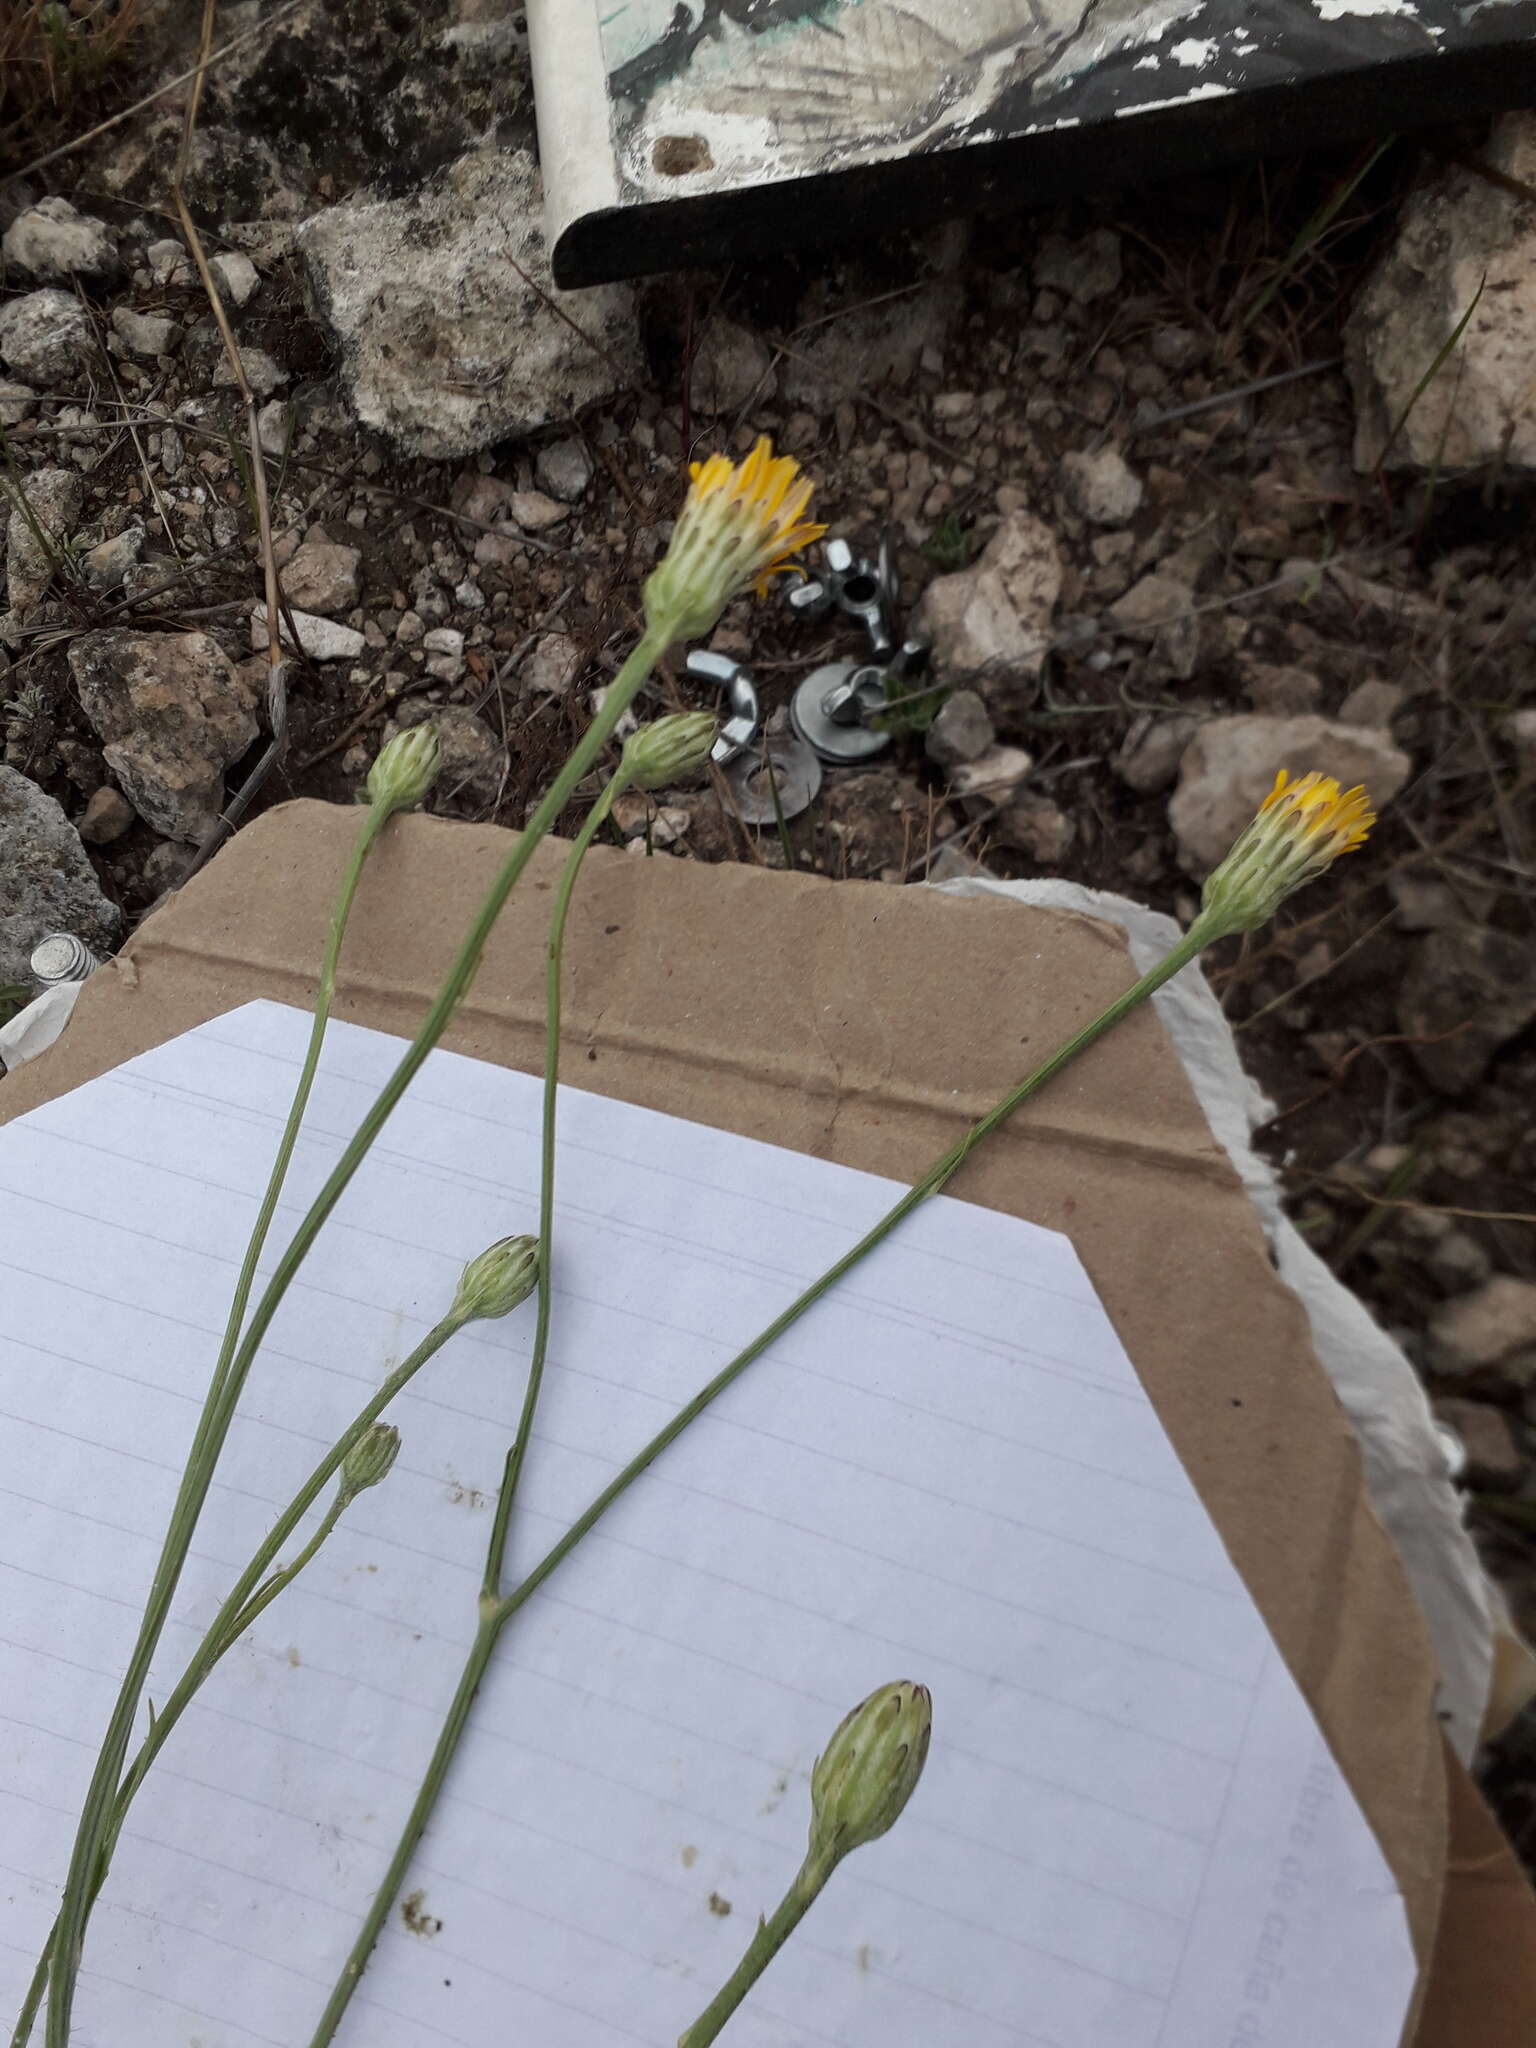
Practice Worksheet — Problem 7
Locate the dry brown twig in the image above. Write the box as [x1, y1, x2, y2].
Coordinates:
[1287, 1176, 1536, 1230]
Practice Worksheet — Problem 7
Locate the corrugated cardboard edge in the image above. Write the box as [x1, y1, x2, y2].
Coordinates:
[6, 798, 1522, 2025]
[1419, 1737, 1536, 2046]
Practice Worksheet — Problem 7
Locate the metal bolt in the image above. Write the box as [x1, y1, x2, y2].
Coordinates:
[685, 649, 761, 765]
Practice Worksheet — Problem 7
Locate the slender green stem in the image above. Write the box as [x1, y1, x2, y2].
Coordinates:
[306, 1617, 499, 2045]
[218, 1499, 346, 1646]
[490, 927, 1208, 1632]
[8, 1946, 48, 2048]
[305, 925, 1208, 2045]
[12, 1319, 464, 2048]
[106, 1318, 464, 1857]
[44, 799, 391, 2046]
[50, 617, 669, 2044]
[312, 771, 631, 2043]
[678, 1850, 835, 2047]
[480, 771, 629, 1604]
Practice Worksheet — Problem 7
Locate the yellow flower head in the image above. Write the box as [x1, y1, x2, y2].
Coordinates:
[643, 436, 826, 645]
[1199, 769, 1376, 937]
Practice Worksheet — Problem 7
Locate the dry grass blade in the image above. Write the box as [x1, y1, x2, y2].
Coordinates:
[4, 0, 303, 180]
[1239, 139, 1395, 333]
[1, 0, 145, 165]
[1375, 275, 1488, 475]
[170, 0, 290, 881]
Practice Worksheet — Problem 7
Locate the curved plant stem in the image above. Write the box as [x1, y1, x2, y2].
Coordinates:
[46, 621, 671, 2045]
[10, 1316, 464, 2048]
[480, 769, 628, 1602]
[305, 925, 1207, 2046]
[107, 1316, 465, 1858]
[44, 797, 390, 2046]
[677, 1849, 835, 2046]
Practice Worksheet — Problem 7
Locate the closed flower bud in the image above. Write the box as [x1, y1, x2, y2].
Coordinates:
[621, 711, 718, 791]
[338, 1422, 400, 1504]
[808, 1680, 931, 1868]
[367, 725, 441, 814]
[452, 1234, 539, 1323]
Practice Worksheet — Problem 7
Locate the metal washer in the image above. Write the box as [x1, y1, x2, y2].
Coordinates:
[725, 732, 823, 825]
[789, 661, 891, 764]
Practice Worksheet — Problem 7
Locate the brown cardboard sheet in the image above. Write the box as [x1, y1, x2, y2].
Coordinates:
[5, 798, 1534, 2035]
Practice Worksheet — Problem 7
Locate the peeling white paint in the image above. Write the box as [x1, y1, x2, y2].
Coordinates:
[1114, 80, 1234, 115]
[1312, 0, 1415, 19]
[1168, 36, 1219, 64]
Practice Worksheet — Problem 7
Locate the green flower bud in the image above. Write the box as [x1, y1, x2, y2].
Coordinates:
[621, 711, 718, 791]
[367, 725, 441, 814]
[338, 1422, 400, 1505]
[452, 1234, 539, 1323]
[808, 1680, 931, 1868]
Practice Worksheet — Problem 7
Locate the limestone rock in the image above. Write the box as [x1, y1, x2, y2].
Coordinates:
[1434, 1397, 1522, 1490]
[67, 631, 258, 842]
[423, 626, 465, 682]
[1429, 1278, 1536, 1385]
[949, 744, 1033, 809]
[4, 467, 84, 616]
[998, 794, 1076, 864]
[81, 527, 144, 592]
[1240, 662, 1323, 716]
[280, 535, 361, 614]
[1116, 712, 1200, 794]
[1167, 714, 1411, 875]
[2, 198, 119, 285]
[215, 345, 286, 397]
[0, 378, 34, 425]
[299, 150, 642, 457]
[1398, 926, 1536, 1095]
[521, 632, 581, 698]
[110, 307, 180, 358]
[1061, 447, 1143, 526]
[209, 250, 260, 308]
[509, 489, 570, 532]
[0, 289, 94, 385]
[431, 707, 504, 803]
[0, 766, 122, 984]
[916, 509, 1062, 696]
[1346, 113, 1536, 472]
[924, 688, 994, 769]
[535, 438, 593, 503]
[1338, 678, 1404, 730]
[77, 786, 136, 845]
[256, 399, 293, 455]
[1108, 571, 1199, 679]
[252, 604, 365, 662]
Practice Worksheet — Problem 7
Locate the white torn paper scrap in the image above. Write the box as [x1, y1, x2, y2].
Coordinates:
[0, 999, 1416, 2047]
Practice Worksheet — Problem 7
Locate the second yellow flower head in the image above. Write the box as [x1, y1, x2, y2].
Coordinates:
[1200, 768, 1376, 936]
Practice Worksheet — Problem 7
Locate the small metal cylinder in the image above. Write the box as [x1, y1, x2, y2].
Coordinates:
[30, 933, 101, 985]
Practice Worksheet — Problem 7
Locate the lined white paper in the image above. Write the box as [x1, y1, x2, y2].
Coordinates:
[1, 999, 1415, 2048]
